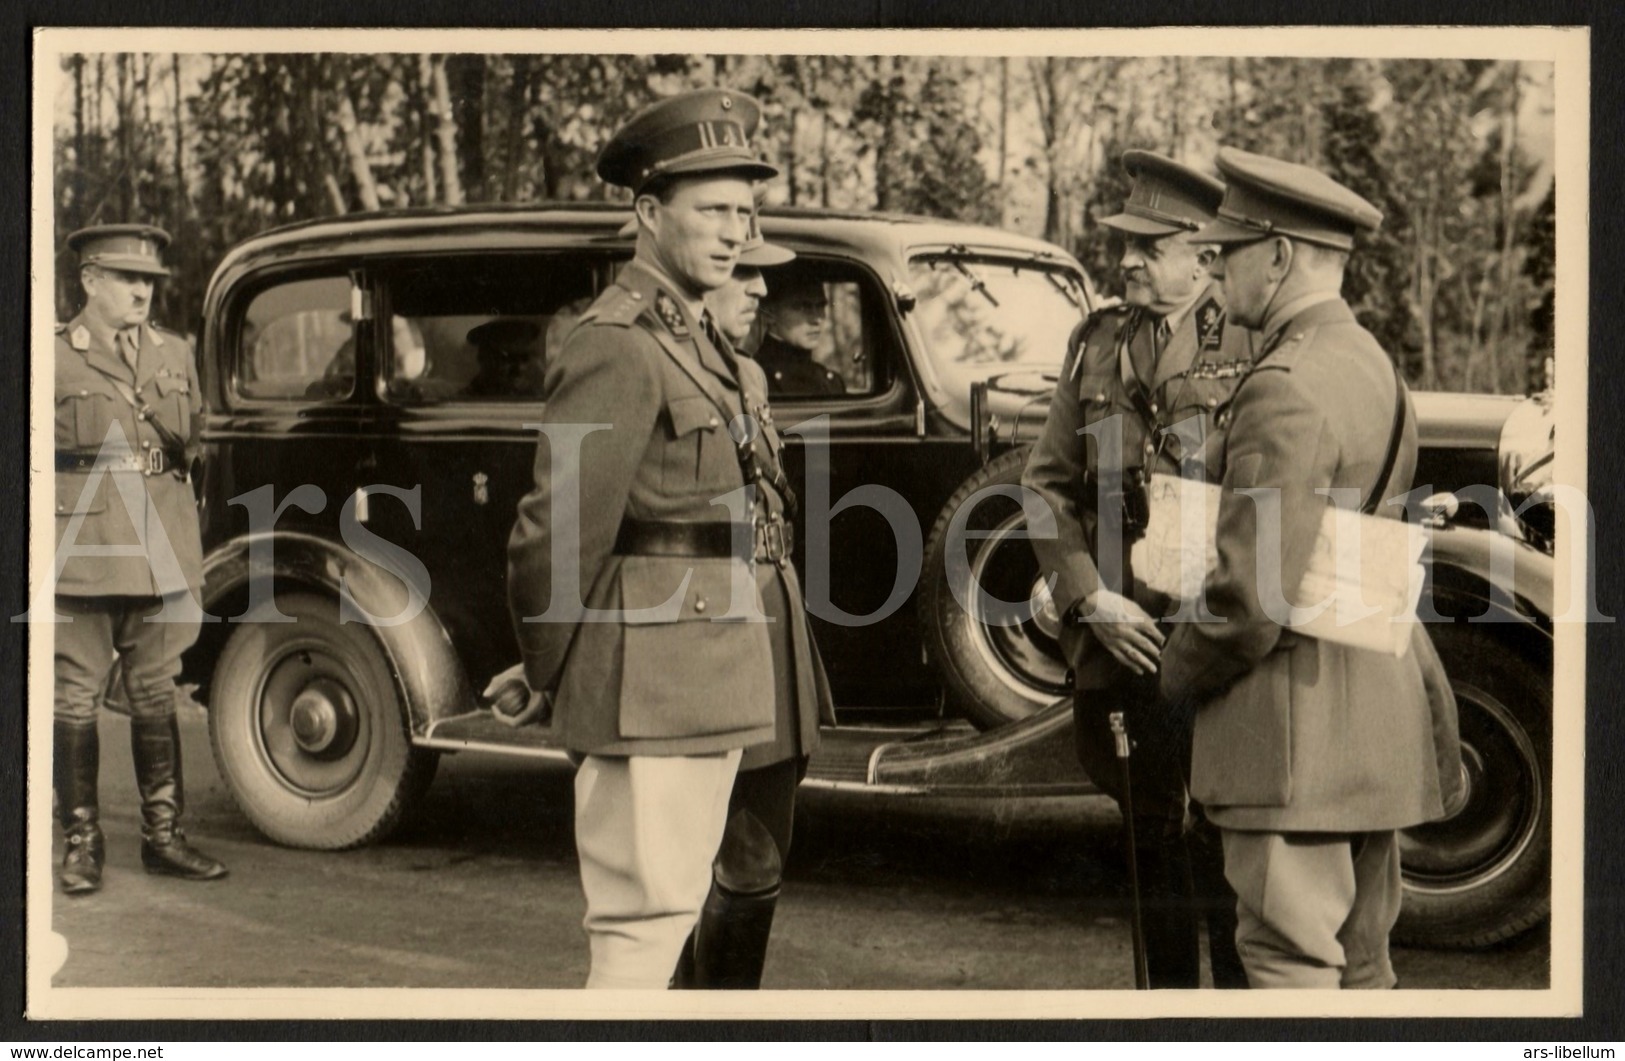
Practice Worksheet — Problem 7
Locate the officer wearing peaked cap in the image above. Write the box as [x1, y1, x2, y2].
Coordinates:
[51, 224, 227, 897]
[1024, 151, 1252, 989]
[503, 89, 832, 989]
[1159, 147, 1463, 988]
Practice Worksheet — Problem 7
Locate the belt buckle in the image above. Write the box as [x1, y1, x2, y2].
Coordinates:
[146, 448, 165, 475]
[760, 517, 788, 567]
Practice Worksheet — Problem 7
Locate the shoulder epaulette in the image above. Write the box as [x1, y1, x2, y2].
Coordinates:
[1067, 303, 1133, 380]
[576, 285, 647, 330]
[54, 322, 67, 335]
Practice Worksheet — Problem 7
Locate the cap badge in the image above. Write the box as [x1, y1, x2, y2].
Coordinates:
[720, 96, 733, 110]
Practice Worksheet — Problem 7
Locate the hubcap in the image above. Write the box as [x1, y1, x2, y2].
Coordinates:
[288, 679, 359, 759]
[254, 646, 374, 797]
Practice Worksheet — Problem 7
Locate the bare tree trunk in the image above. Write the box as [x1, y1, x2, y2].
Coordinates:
[873, 56, 897, 211]
[500, 55, 532, 202]
[115, 53, 132, 219]
[334, 90, 380, 211]
[1490, 61, 1521, 393]
[447, 55, 485, 202]
[998, 57, 1008, 190]
[323, 173, 347, 215]
[93, 55, 104, 177]
[428, 55, 464, 205]
[415, 55, 437, 204]
[818, 109, 829, 206]
[72, 54, 85, 224]
[172, 55, 185, 222]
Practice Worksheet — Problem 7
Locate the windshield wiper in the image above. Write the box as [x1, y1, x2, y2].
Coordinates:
[942, 244, 1000, 308]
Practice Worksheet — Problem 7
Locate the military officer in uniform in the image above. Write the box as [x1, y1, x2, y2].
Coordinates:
[1160, 147, 1463, 988]
[1022, 152, 1252, 988]
[505, 89, 830, 989]
[52, 224, 227, 895]
[662, 226, 832, 989]
[753, 277, 846, 396]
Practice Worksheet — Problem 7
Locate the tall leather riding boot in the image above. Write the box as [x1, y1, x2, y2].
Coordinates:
[1133, 815, 1201, 989]
[691, 883, 780, 989]
[130, 715, 227, 881]
[54, 719, 104, 896]
[1190, 815, 1248, 989]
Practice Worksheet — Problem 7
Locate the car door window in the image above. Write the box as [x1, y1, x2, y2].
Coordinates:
[237, 275, 356, 401]
[741, 264, 879, 399]
[381, 254, 612, 403]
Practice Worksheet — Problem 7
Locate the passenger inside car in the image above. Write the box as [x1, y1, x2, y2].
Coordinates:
[754, 277, 848, 398]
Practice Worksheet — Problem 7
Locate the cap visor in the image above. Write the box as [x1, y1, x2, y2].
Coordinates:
[738, 242, 795, 268]
[657, 153, 780, 183]
[1190, 218, 1267, 245]
[95, 257, 170, 276]
[1100, 212, 1184, 237]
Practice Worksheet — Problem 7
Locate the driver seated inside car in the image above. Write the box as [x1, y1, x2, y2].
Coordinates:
[753, 276, 846, 397]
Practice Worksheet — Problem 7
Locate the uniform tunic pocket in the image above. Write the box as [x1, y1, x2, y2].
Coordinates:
[57, 391, 117, 450]
[151, 374, 192, 438]
[661, 394, 730, 492]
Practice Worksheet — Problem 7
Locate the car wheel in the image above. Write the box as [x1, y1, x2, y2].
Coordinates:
[1394, 621, 1551, 948]
[921, 446, 1071, 729]
[207, 591, 437, 850]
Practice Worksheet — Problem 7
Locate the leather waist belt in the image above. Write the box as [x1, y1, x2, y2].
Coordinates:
[55, 449, 169, 475]
[613, 517, 794, 565]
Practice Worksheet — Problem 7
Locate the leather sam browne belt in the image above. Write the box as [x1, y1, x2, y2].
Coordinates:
[614, 517, 794, 565]
[56, 449, 172, 475]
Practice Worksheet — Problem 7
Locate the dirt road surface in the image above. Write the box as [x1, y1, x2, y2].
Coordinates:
[47, 708, 1548, 992]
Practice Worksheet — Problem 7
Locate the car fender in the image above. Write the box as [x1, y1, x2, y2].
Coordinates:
[184, 529, 474, 734]
[1424, 523, 1554, 635]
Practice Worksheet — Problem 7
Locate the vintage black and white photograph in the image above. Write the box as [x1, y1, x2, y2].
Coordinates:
[24, 26, 1588, 1020]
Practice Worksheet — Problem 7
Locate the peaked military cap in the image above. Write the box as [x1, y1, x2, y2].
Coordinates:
[67, 223, 172, 277]
[1100, 151, 1226, 236]
[597, 88, 780, 192]
[1194, 147, 1383, 252]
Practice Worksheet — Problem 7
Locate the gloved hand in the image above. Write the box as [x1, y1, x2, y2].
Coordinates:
[481, 663, 552, 728]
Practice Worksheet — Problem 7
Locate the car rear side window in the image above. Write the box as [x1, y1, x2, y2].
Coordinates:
[237, 275, 356, 401]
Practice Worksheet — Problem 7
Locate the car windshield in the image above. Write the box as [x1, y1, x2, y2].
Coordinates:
[907, 253, 1088, 397]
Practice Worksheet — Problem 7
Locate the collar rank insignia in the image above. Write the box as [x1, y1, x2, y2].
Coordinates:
[70, 325, 91, 351]
[1190, 357, 1252, 381]
[654, 291, 690, 338]
[1194, 297, 1224, 351]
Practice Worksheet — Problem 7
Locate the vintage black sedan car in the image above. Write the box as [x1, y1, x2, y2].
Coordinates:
[182, 204, 1553, 951]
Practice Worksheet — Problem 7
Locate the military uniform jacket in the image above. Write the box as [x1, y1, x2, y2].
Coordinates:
[754, 334, 846, 397]
[1159, 297, 1462, 833]
[507, 260, 833, 758]
[54, 314, 203, 598]
[1022, 281, 1254, 690]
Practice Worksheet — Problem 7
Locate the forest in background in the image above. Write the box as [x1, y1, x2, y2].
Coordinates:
[51, 52, 1556, 395]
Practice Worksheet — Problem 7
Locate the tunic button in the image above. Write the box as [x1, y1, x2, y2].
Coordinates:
[1208, 397, 1219, 407]
[708, 416, 719, 428]
[693, 597, 708, 614]
[141, 440, 151, 449]
[79, 390, 88, 397]
[631, 291, 643, 300]
[1094, 392, 1106, 402]
[1149, 402, 1158, 414]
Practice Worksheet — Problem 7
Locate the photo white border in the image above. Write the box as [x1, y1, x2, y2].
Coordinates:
[26, 23, 1590, 1021]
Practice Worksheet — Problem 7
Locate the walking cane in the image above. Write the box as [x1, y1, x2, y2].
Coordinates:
[1109, 710, 1151, 990]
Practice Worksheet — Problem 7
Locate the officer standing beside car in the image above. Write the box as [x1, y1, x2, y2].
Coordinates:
[51, 224, 227, 895]
[1159, 147, 1462, 988]
[505, 89, 828, 990]
[664, 221, 834, 989]
[1022, 152, 1252, 988]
